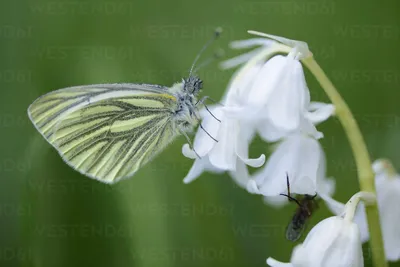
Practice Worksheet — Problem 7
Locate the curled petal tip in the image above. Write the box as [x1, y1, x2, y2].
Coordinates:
[182, 144, 197, 159]
[183, 177, 192, 184]
[239, 153, 266, 168]
[250, 154, 266, 168]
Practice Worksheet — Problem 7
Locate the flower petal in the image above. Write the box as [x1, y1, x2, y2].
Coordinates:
[264, 57, 310, 131]
[257, 118, 292, 142]
[246, 179, 261, 194]
[320, 194, 370, 243]
[182, 144, 197, 159]
[298, 216, 363, 267]
[353, 203, 370, 244]
[246, 56, 287, 107]
[377, 178, 400, 261]
[220, 47, 266, 70]
[298, 117, 324, 139]
[253, 134, 321, 196]
[208, 118, 238, 170]
[235, 124, 265, 168]
[194, 106, 224, 157]
[183, 156, 224, 184]
[223, 106, 265, 122]
[316, 177, 336, 196]
[305, 102, 335, 125]
[248, 30, 311, 59]
[230, 38, 275, 49]
[183, 159, 205, 184]
[263, 195, 289, 208]
[238, 154, 265, 168]
[266, 257, 294, 267]
[229, 160, 250, 189]
[315, 143, 336, 197]
[225, 63, 263, 105]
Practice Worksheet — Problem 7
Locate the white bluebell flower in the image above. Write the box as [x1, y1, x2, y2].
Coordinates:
[324, 159, 400, 261]
[182, 64, 266, 183]
[267, 193, 369, 267]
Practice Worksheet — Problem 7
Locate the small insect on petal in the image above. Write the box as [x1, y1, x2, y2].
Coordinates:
[280, 174, 319, 242]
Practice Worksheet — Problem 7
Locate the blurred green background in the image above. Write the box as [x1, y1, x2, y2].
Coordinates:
[1, 0, 399, 266]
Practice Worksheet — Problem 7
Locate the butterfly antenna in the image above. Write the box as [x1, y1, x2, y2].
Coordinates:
[189, 27, 223, 77]
[195, 96, 222, 123]
[193, 49, 225, 73]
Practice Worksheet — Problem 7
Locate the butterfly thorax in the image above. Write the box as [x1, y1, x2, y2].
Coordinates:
[170, 76, 202, 132]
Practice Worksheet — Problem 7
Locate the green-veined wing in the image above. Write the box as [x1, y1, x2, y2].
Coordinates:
[28, 83, 180, 183]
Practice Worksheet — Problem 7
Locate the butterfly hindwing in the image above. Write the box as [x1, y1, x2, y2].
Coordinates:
[28, 84, 180, 183]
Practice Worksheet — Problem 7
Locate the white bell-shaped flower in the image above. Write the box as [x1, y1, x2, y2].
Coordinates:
[320, 192, 370, 243]
[248, 133, 326, 197]
[181, 106, 256, 183]
[182, 64, 266, 183]
[267, 217, 363, 267]
[218, 31, 335, 195]
[252, 100, 334, 144]
[305, 102, 335, 125]
[182, 106, 225, 184]
[323, 159, 400, 261]
[267, 193, 367, 267]
[373, 159, 400, 261]
[223, 53, 311, 134]
[221, 31, 317, 135]
[254, 54, 310, 131]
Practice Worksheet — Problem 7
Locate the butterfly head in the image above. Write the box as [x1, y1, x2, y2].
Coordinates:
[184, 28, 221, 96]
[183, 75, 203, 96]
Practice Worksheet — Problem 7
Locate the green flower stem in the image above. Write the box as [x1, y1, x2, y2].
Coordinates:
[302, 57, 387, 267]
[343, 192, 376, 222]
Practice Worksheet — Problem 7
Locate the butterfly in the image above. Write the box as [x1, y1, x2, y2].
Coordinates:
[27, 29, 222, 184]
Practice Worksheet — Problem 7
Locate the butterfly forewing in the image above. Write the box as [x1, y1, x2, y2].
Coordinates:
[28, 84, 180, 183]
[28, 84, 172, 140]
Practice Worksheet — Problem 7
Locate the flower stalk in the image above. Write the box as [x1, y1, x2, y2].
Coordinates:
[343, 191, 376, 222]
[301, 57, 387, 267]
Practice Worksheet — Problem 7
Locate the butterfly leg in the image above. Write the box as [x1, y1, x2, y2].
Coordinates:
[195, 95, 223, 106]
[192, 111, 218, 143]
[195, 96, 222, 123]
[200, 124, 218, 142]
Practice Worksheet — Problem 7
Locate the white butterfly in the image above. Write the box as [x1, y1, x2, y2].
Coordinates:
[27, 29, 222, 184]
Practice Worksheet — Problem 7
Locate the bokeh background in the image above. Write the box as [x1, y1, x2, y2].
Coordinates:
[1, 0, 399, 266]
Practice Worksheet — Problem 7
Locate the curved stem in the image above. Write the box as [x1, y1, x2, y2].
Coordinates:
[343, 191, 376, 222]
[302, 57, 387, 267]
